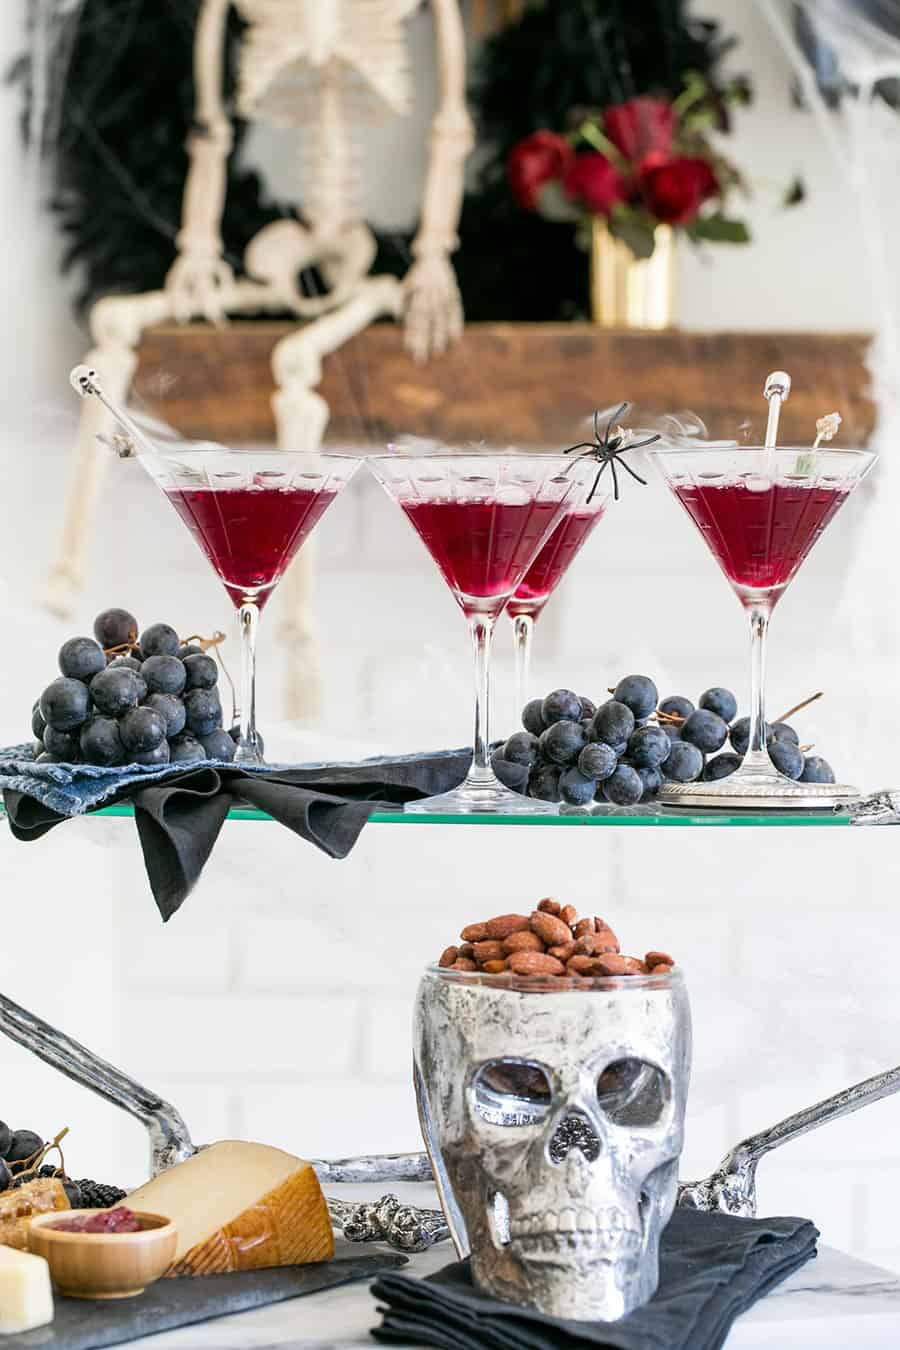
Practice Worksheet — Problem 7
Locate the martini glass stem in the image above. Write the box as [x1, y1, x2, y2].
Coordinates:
[236, 601, 263, 766]
[746, 604, 773, 766]
[469, 615, 496, 786]
[513, 614, 534, 717]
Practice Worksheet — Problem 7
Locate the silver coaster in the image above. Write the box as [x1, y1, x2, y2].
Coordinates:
[658, 778, 861, 811]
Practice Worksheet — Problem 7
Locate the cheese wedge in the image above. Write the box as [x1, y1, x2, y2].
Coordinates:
[0, 1179, 70, 1253]
[126, 1141, 334, 1276]
[0, 1246, 54, 1335]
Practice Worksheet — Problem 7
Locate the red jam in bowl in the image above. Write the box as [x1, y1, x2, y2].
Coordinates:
[47, 1206, 140, 1234]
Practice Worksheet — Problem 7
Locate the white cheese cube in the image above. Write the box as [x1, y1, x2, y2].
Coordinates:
[0, 1245, 54, 1335]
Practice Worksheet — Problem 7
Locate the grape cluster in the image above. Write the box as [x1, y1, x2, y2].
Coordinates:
[493, 675, 836, 806]
[31, 608, 235, 768]
[0, 1120, 125, 1209]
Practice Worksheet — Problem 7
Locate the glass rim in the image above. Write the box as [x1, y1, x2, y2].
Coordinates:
[143, 445, 363, 461]
[370, 446, 586, 463]
[424, 962, 682, 993]
[645, 444, 876, 460]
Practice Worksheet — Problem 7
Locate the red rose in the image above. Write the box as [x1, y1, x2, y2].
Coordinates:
[507, 131, 574, 211]
[605, 97, 675, 163]
[639, 156, 720, 225]
[564, 153, 628, 216]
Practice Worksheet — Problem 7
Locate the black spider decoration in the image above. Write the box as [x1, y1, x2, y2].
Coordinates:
[563, 403, 659, 503]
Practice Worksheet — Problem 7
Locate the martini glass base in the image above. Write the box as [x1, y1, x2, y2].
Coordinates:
[406, 776, 559, 816]
[658, 755, 860, 811]
[234, 744, 265, 768]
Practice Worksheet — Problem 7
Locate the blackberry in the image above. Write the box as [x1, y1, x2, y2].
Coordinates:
[73, 1178, 127, 1209]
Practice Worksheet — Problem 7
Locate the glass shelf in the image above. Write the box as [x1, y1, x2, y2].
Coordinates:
[30, 803, 852, 827]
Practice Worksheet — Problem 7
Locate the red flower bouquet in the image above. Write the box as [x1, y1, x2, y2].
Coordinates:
[507, 82, 750, 259]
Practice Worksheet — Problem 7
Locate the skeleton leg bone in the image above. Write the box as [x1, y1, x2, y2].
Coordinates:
[272, 275, 405, 721]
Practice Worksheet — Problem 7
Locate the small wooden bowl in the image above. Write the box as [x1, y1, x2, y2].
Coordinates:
[28, 1210, 177, 1299]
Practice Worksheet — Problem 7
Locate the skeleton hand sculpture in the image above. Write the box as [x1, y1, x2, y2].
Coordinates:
[165, 250, 236, 326]
[404, 254, 465, 362]
[44, 0, 473, 722]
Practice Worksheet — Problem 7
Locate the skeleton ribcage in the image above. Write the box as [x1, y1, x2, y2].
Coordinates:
[234, 0, 418, 125]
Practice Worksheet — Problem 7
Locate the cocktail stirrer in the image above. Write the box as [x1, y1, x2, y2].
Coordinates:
[70, 364, 154, 459]
[763, 370, 791, 452]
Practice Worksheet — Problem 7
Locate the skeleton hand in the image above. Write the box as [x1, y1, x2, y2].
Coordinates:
[403, 254, 464, 363]
[165, 250, 235, 325]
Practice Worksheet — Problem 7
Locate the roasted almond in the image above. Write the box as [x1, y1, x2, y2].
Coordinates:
[560, 905, 578, 927]
[645, 951, 674, 969]
[503, 930, 545, 955]
[450, 958, 478, 971]
[507, 951, 566, 977]
[548, 942, 576, 962]
[481, 960, 509, 974]
[459, 943, 475, 959]
[574, 917, 597, 938]
[650, 963, 672, 975]
[460, 923, 489, 943]
[537, 897, 561, 916]
[438, 945, 459, 968]
[473, 940, 506, 964]
[573, 931, 618, 957]
[530, 911, 572, 947]
[591, 954, 644, 977]
[595, 925, 620, 954]
[566, 955, 594, 976]
[485, 914, 532, 940]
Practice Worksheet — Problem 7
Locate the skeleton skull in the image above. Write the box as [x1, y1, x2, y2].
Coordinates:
[414, 968, 691, 1321]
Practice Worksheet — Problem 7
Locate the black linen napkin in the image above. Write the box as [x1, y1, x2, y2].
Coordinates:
[4, 749, 473, 921]
[371, 1208, 818, 1350]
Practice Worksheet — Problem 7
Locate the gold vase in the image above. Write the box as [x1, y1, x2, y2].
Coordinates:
[590, 219, 675, 329]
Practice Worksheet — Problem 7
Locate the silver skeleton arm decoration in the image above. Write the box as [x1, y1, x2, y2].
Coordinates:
[4, 987, 900, 1251]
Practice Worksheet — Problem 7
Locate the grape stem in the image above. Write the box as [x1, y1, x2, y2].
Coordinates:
[775, 691, 823, 723]
[639, 689, 825, 728]
[14, 1126, 71, 1182]
[182, 631, 237, 722]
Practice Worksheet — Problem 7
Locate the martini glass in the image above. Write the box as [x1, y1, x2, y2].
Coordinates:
[369, 450, 594, 814]
[70, 367, 360, 766]
[507, 491, 609, 712]
[649, 444, 876, 808]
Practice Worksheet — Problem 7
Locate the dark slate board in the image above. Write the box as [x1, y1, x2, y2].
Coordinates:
[6, 1251, 408, 1349]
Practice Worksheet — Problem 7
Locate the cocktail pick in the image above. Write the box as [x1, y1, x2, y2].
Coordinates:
[763, 370, 791, 449]
[813, 411, 842, 448]
[69, 364, 155, 459]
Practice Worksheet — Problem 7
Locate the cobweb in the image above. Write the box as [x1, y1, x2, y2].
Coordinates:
[23, 0, 87, 167]
[758, 0, 900, 699]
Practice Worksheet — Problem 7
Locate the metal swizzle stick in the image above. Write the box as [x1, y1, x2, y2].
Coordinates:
[763, 370, 791, 451]
[69, 365, 157, 460]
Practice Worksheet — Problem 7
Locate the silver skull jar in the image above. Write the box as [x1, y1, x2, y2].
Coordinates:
[414, 966, 691, 1321]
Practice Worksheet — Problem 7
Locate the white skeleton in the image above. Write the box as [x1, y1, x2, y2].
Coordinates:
[43, 0, 473, 714]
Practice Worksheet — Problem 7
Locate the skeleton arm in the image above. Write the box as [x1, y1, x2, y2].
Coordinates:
[404, 0, 474, 362]
[165, 0, 235, 323]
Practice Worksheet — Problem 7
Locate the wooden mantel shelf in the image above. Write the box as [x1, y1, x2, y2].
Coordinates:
[135, 323, 874, 447]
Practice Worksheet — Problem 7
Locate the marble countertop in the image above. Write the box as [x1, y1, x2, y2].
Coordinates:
[127, 1243, 900, 1350]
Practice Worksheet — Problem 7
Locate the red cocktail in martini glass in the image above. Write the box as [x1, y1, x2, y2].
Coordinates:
[649, 445, 876, 807]
[149, 453, 359, 764]
[506, 495, 608, 710]
[70, 363, 359, 766]
[369, 450, 594, 813]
